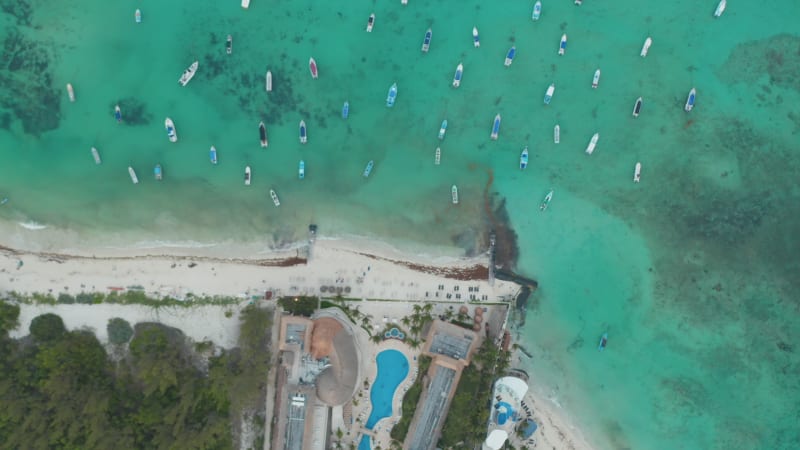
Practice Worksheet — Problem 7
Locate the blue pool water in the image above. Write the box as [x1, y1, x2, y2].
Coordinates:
[358, 349, 409, 450]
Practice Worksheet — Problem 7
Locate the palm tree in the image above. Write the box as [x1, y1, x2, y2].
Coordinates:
[371, 334, 383, 344]
[422, 302, 433, 314]
[412, 304, 422, 314]
[401, 316, 411, 327]
[408, 338, 421, 350]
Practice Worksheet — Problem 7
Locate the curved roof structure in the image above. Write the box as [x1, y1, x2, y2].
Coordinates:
[484, 429, 508, 450]
[495, 376, 528, 401]
[314, 318, 359, 406]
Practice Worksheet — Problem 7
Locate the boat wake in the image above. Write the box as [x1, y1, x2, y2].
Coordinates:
[18, 221, 47, 230]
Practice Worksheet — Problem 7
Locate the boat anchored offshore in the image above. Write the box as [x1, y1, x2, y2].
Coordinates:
[259, 121, 268, 147]
[363, 160, 374, 177]
[178, 61, 198, 86]
[520, 147, 529, 169]
[641, 37, 652, 57]
[128, 166, 139, 185]
[685, 88, 696, 112]
[366, 13, 375, 32]
[226, 35, 232, 54]
[66, 83, 75, 102]
[265, 70, 272, 92]
[165, 118, 178, 142]
[270, 189, 280, 207]
[342, 101, 349, 119]
[244, 166, 251, 185]
[473, 26, 480, 47]
[210, 146, 218, 164]
[135, 9, 141, 23]
[585, 133, 600, 155]
[598, 332, 608, 351]
[539, 189, 553, 211]
[438, 120, 448, 140]
[634, 162, 642, 183]
[559, 34, 568, 55]
[154, 164, 163, 181]
[633, 97, 643, 117]
[714, 0, 727, 17]
[309, 57, 318, 79]
[421, 28, 432, 52]
[544, 83, 555, 105]
[504, 46, 516, 66]
[532, 1, 542, 20]
[299, 160, 305, 180]
[91, 147, 101, 164]
[114, 104, 122, 123]
[299, 120, 307, 144]
[241, 0, 250, 9]
[386, 83, 398, 107]
[554, 124, 561, 144]
[435, 147, 441, 165]
[452, 63, 463, 88]
[592, 69, 601, 88]
[451, 185, 459, 205]
[491, 114, 501, 140]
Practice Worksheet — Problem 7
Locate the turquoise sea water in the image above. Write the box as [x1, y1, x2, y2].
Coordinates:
[2, 1, 800, 449]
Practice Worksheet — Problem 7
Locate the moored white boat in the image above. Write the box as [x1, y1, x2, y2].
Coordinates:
[685, 88, 696, 112]
[259, 121, 268, 147]
[559, 34, 567, 55]
[299, 120, 307, 144]
[543, 83, 555, 104]
[435, 147, 441, 165]
[135, 9, 141, 24]
[634, 162, 642, 183]
[270, 189, 280, 207]
[438, 119, 448, 140]
[309, 57, 318, 79]
[154, 164, 163, 181]
[210, 146, 218, 164]
[114, 104, 122, 123]
[640, 37, 652, 57]
[554, 124, 560, 144]
[532, 1, 542, 20]
[299, 160, 305, 180]
[633, 97, 643, 117]
[473, 26, 480, 47]
[421, 28, 432, 52]
[451, 185, 459, 205]
[714, 0, 727, 17]
[244, 166, 251, 185]
[128, 166, 139, 184]
[178, 61, 199, 86]
[504, 46, 516, 66]
[520, 147, 529, 170]
[592, 69, 601, 88]
[66, 83, 75, 102]
[241, 0, 250, 9]
[490, 114, 501, 140]
[165, 117, 178, 142]
[539, 189, 553, 211]
[363, 160, 374, 177]
[342, 101, 350, 119]
[585, 133, 599, 155]
[226, 35, 232, 54]
[91, 147, 101, 164]
[598, 332, 608, 351]
[366, 13, 375, 32]
[265, 70, 272, 92]
[386, 83, 398, 107]
[452, 63, 463, 88]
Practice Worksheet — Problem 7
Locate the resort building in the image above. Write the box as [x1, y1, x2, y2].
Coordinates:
[482, 375, 530, 450]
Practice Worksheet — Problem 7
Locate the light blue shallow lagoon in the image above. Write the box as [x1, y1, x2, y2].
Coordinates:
[1, 1, 800, 449]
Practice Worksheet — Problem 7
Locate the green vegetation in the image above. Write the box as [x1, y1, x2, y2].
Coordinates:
[438, 339, 511, 448]
[0, 302, 272, 449]
[107, 317, 134, 345]
[278, 296, 319, 316]
[2, 290, 241, 307]
[390, 355, 431, 442]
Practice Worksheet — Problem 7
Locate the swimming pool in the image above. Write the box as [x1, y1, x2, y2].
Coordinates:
[359, 349, 409, 449]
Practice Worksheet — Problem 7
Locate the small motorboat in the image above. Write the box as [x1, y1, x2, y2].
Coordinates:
[539, 189, 553, 211]
[241, 0, 250, 9]
[685, 88, 696, 112]
[366, 13, 375, 32]
[299, 160, 305, 180]
[558, 34, 567, 55]
[309, 57, 318, 79]
[532, 1, 542, 20]
[386, 83, 398, 107]
[598, 333, 608, 351]
[714, 0, 727, 17]
[520, 147, 529, 170]
[473, 26, 480, 47]
[641, 37, 652, 57]
[421, 28, 432, 52]
[66, 83, 75, 102]
[0, 198, 7, 206]
[265, 70, 272, 92]
[452, 63, 463, 88]
[363, 160, 374, 177]
[435, 147, 441, 165]
[114, 104, 122, 123]
[226, 35, 232, 54]
[91, 147, 101, 164]
[210, 146, 218, 164]
[592, 69, 601, 88]
[490, 114, 501, 140]
[259, 121, 268, 147]
[634, 162, 642, 183]
[135, 9, 141, 23]
[128, 166, 139, 185]
[554, 124, 560, 144]
[504, 46, 516, 66]
[633, 97, 643, 117]
[438, 119, 448, 140]
[585, 133, 600, 155]
[299, 120, 307, 144]
[543, 83, 555, 105]
[342, 101, 349, 119]
[575, 0, 582, 5]
[451, 185, 459, 205]
[402, 0, 408, 4]
[270, 189, 280, 207]
[244, 166, 251, 185]
[165, 117, 178, 142]
[154, 164, 163, 181]
[178, 61, 199, 86]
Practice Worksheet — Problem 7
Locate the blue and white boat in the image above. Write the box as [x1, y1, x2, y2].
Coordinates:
[539, 189, 553, 211]
[363, 160, 374, 177]
[532, 1, 542, 20]
[154, 164, 163, 181]
[438, 120, 448, 140]
[452, 63, 463, 88]
[684, 88, 696, 112]
[299, 160, 305, 180]
[598, 332, 608, 351]
[421, 28, 432, 52]
[543, 83, 555, 105]
[386, 83, 397, 107]
[558, 34, 567, 55]
[520, 147, 529, 169]
[299, 120, 307, 144]
[714, 0, 726, 17]
[135, 9, 141, 23]
[165, 117, 177, 142]
[270, 189, 280, 207]
[473, 26, 480, 47]
[504, 46, 516, 66]
[210, 146, 218, 164]
[490, 114, 501, 140]
[342, 101, 349, 119]
[114, 104, 122, 123]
